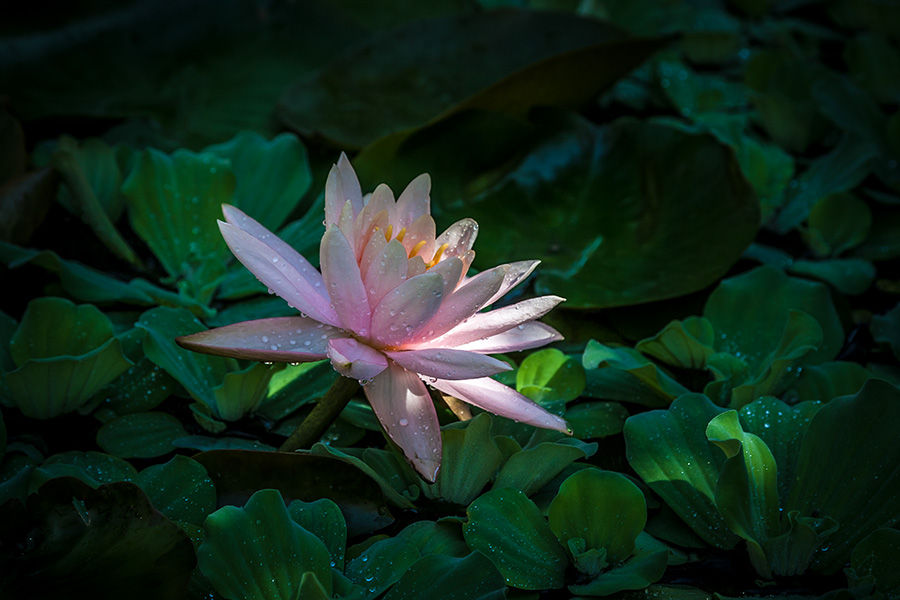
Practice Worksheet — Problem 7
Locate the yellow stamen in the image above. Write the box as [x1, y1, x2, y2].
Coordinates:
[395, 227, 407, 242]
[409, 240, 427, 258]
[383, 224, 393, 242]
[427, 243, 449, 268]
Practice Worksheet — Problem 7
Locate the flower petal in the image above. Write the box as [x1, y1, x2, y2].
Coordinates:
[435, 218, 478, 260]
[364, 239, 409, 308]
[175, 317, 340, 361]
[410, 265, 508, 343]
[364, 363, 441, 482]
[430, 376, 569, 433]
[371, 272, 445, 347]
[384, 348, 511, 380]
[222, 204, 328, 300]
[327, 338, 388, 382]
[395, 173, 430, 229]
[402, 214, 436, 262]
[320, 226, 372, 336]
[430, 295, 565, 348]
[324, 153, 364, 228]
[484, 260, 540, 306]
[219, 221, 339, 326]
[354, 184, 394, 255]
[453, 322, 563, 353]
[428, 257, 464, 297]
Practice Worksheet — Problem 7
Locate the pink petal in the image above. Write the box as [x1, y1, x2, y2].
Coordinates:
[428, 257, 464, 298]
[401, 214, 436, 261]
[407, 256, 427, 278]
[324, 153, 364, 228]
[219, 221, 339, 326]
[484, 260, 540, 306]
[364, 240, 409, 307]
[338, 153, 364, 216]
[431, 295, 565, 348]
[320, 226, 372, 336]
[354, 185, 394, 255]
[410, 265, 508, 343]
[453, 322, 563, 353]
[385, 348, 511, 380]
[222, 204, 328, 301]
[430, 376, 569, 433]
[327, 338, 388, 381]
[435, 218, 478, 260]
[364, 363, 442, 482]
[395, 173, 430, 229]
[371, 273, 445, 347]
[175, 317, 339, 362]
[359, 226, 388, 282]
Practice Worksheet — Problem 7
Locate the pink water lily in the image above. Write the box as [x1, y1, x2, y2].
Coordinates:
[177, 154, 568, 481]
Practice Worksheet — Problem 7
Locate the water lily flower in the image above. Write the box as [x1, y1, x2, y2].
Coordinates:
[177, 154, 568, 481]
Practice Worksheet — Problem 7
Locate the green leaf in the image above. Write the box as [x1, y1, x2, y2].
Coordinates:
[636, 316, 717, 370]
[848, 528, 900, 599]
[786, 379, 900, 574]
[583, 340, 690, 408]
[564, 401, 630, 439]
[396, 520, 470, 558]
[345, 537, 420, 600]
[441, 117, 758, 309]
[203, 131, 312, 231]
[383, 551, 508, 600]
[310, 443, 417, 509]
[846, 32, 900, 105]
[279, 12, 641, 148]
[30, 450, 137, 492]
[288, 498, 347, 571]
[194, 449, 394, 536]
[122, 147, 234, 300]
[804, 193, 873, 257]
[787, 258, 876, 296]
[198, 488, 333, 600]
[423, 413, 502, 506]
[0, 242, 214, 317]
[10, 296, 115, 364]
[706, 410, 781, 578]
[463, 487, 568, 590]
[96, 411, 189, 459]
[493, 440, 594, 497]
[0, 478, 195, 599]
[785, 361, 873, 404]
[516, 348, 585, 414]
[135, 455, 216, 525]
[549, 469, 647, 566]
[872, 302, 900, 362]
[705, 265, 843, 368]
[624, 393, 740, 549]
[93, 356, 175, 419]
[211, 361, 279, 421]
[568, 548, 668, 596]
[52, 136, 125, 221]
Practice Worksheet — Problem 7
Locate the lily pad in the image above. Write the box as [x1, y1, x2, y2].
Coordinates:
[463, 487, 568, 590]
[198, 488, 334, 600]
[443, 117, 757, 308]
[0, 478, 195, 599]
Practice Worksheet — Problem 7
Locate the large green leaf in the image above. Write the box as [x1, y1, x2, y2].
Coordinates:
[198, 488, 333, 600]
[279, 12, 648, 148]
[583, 340, 690, 408]
[96, 412, 189, 459]
[134, 455, 216, 525]
[785, 379, 900, 574]
[516, 348, 586, 415]
[636, 316, 717, 370]
[29, 450, 137, 493]
[0, 478, 195, 599]
[422, 413, 501, 506]
[203, 131, 312, 231]
[463, 487, 568, 590]
[564, 401, 630, 440]
[288, 498, 347, 570]
[624, 393, 739, 549]
[345, 537, 420, 599]
[847, 528, 900, 600]
[438, 117, 758, 308]
[493, 439, 594, 497]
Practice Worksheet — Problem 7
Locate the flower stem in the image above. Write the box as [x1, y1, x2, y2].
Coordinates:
[279, 375, 360, 452]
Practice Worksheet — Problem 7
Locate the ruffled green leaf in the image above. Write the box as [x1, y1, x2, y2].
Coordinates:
[568, 548, 669, 596]
[786, 379, 900, 574]
[135, 455, 216, 525]
[288, 498, 347, 571]
[848, 528, 900, 599]
[584, 340, 690, 408]
[564, 401, 630, 439]
[345, 537, 420, 600]
[516, 348, 585, 415]
[804, 193, 872, 257]
[198, 488, 333, 600]
[463, 487, 568, 590]
[549, 469, 647, 566]
[636, 316, 717, 370]
[493, 439, 595, 497]
[423, 413, 502, 506]
[396, 520, 470, 558]
[96, 411, 189, 459]
[624, 393, 739, 549]
[29, 450, 137, 493]
[788, 258, 876, 296]
[93, 356, 175, 420]
[203, 131, 311, 231]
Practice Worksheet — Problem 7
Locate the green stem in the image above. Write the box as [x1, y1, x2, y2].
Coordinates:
[279, 375, 360, 452]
